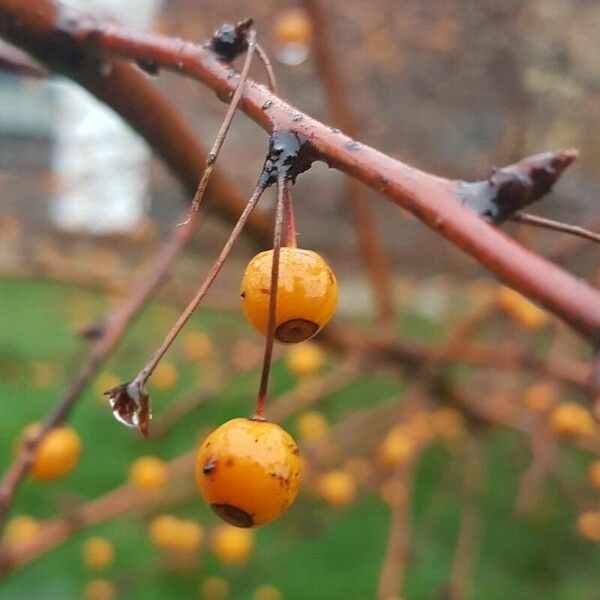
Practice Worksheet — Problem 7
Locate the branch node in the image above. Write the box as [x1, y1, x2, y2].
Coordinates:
[258, 131, 315, 188]
[210, 18, 254, 62]
[457, 149, 578, 224]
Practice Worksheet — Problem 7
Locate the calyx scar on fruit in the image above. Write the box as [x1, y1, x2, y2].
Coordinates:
[241, 247, 337, 343]
[195, 418, 302, 527]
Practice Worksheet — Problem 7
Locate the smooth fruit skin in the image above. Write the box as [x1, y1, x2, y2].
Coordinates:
[241, 248, 337, 344]
[195, 418, 302, 527]
[21, 423, 81, 481]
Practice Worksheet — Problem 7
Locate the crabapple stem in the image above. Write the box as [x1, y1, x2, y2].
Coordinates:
[282, 178, 297, 248]
[254, 176, 286, 419]
[134, 184, 266, 387]
[180, 30, 257, 226]
[255, 42, 278, 94]
[511, 212, 600, 246]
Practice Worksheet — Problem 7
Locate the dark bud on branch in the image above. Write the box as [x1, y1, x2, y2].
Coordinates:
[105, 381, 151, 437]
[456, 149, 578, 224]
[210, 18, 254, 62]
[258, 130, 316, 188]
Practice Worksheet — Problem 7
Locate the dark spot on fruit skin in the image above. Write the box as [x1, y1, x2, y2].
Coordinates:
[203, 459, 216, 474]
[292, 447, 300, 456]
[240, 291, 246, 298]
[260, 287, 269, 295]
[211, 504, 254, 528]
[226, 458, 234, 467]
[276, 319, 319, 343]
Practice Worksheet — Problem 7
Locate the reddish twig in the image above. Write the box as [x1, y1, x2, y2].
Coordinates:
[302, 0, 394, 324]
[512, 212, 600, 246]
[0, 2, 596, 339]
[0, 214, 199, 527]
[128, 185, 266, 390]
[181, 29, 257, 224]
[254, 175, 286, 419]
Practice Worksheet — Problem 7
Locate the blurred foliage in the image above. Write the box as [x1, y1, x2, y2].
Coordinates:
[0, 279, 598, 599]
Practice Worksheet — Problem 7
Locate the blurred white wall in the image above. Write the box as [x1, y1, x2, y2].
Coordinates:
[50, 0, 162, 233]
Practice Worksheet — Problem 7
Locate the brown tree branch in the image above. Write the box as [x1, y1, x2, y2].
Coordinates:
[512, 213, 600, 246]
[0, 0, 596, 340]
[302, 0, 395, 323]
[0, 215, 199, 526]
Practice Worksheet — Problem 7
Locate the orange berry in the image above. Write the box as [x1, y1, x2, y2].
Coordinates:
[523, 382, 555, 412]
[128, 456, 168, 490]
[241, 248, 337, 344]
[253, 584, 282, 600]
[576, 511, 600, 542]
[20, 423, 81, 480]
[588, 461, 600, 489]
[274, 9, 312, 44]
[195, 418, 302, 527]
[83, 579, 115, 600]
[201, 576, 230, 600]
[549, 403, 596, 438]
[148, 514, 203, 552]
[82, 537, 114, 570]
[183, 330, 213, 361]
[376, 427, 415, 467]
[150, 361, 178, 391]
[3, 515, 39, 545]
[285, 342, 326, 376]
[295, 410, 328, 441]
[497, 287, 548, 329]
[211, 525, 254, 565]
[315, 470, 356, 506]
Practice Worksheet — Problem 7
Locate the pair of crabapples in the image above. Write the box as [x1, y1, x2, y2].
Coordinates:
[195, 247, 337, 528]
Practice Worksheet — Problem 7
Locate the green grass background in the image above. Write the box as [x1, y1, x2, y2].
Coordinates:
[0, 279, 598, 600]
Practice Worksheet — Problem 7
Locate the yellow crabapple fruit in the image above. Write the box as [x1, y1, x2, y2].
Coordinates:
[82, 537, 114, 570]
[274, 9, 312, 45]
[83, 579, 115, 600]
[211, 525, 255, 565]
[315, 470, 356, 506]
[3, 515, 39, 545]
[128, 456, 168, 490]
[576, 511, 600, 542]
[241, 248, 337, 344]
[253, 584, 283, 600]
[376, 427, 415, 467]
[496, 286, 548, 329]
[183, 330, 213, 361]
[148, 515, 203, 552]
[295, 410, 328, 441]
[200, 576, 230, 600]
[195, 418, 302, 527]
[549, 403, 596, 438]
[285, 342, 326, 376]
[20, 423, 81, 480]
